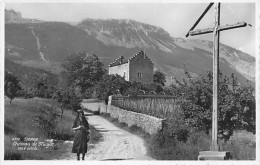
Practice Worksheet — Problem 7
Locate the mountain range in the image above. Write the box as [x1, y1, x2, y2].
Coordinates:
[5, 9, 255, 86]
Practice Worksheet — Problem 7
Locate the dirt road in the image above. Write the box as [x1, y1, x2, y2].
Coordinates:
[85, 113, 153, 160]
[58, 111, 153, 160]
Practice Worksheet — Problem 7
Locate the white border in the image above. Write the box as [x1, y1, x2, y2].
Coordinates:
[1, 0, 259, 165]
[0, 0, 4, 165]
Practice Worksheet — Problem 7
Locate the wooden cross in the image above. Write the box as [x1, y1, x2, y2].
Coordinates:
[186, 3, 248, 151]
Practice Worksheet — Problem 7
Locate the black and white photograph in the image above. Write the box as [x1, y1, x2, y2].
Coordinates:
[2, 0, 258, 163]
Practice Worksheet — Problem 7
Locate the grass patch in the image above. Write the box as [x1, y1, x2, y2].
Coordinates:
[4, 98, 75, 160]
[147, 131, 210, 160]
[220, 130, 256, 160]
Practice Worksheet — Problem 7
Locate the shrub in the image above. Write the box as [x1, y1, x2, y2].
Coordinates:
[128, 125, 140, 133]
[33, 105, 60, 139]
[144, 83, 163, 94]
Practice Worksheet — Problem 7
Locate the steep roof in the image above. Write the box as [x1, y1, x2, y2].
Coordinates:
[108, 56, 127, 67]
[109, 50, 153, 67]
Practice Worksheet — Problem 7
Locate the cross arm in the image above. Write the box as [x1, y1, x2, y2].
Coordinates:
[185, 3, 214, 37]
[189, 22, 247, 36]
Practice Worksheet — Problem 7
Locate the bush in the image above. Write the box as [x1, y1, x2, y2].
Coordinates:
[54, 126, 74, 140]
[33, 104, 76, 140]
[144, 83, 164, 94]
[128, 125, 140, 133]
[33, 105, 60, 139]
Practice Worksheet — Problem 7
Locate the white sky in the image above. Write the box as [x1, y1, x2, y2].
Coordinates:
[5, 2, 256, 56]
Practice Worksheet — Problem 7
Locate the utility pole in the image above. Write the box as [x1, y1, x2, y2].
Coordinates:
[186, 2, 249, 160]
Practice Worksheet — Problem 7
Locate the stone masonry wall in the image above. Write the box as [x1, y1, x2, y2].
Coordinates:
[129, 51, 153, 84]
[109, 105, 165, 135]
[108, 62, 129, 81]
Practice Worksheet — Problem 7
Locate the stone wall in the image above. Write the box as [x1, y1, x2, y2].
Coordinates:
[108, 62, 129, 81]
[81, 102, 107, 113]
[82, 96, 165, 135]
[129, 51, 154, 84]
[109, 105, 165, 135]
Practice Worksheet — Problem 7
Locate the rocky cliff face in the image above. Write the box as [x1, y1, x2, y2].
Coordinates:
[5, 9, 22, 22]
[77, 19, 255, 83]
[77, 19, 174, 51]
[5, 9, 43, 23]
[5, 9, 255, 85]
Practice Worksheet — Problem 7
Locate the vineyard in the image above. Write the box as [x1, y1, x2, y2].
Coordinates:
[111, 95, 188, 119]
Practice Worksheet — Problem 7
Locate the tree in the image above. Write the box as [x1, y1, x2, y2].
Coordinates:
[65, 88, 82, 112]
[153, 70, 166, 86]
[36, 74, 49, 98]
[123, 81, 145, 96]
[61, 52, 106, 94]
[20, 72, 52, 98]
[53, 88, 82, 120]
[95, 74, 130, 100]
[144, 83, 164, 94]
[4, 71, 22, 104]
[176, 71, 255, 141]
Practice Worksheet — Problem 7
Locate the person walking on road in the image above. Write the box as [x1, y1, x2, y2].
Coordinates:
[72, 109, 90, 160]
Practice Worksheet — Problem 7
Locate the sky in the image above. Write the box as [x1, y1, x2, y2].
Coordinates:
[5, 2, 256, 56]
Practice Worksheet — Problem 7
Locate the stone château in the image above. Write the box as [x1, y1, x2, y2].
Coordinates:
[108, 50, 154, 84]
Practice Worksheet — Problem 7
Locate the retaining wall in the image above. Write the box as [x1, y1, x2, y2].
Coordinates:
[82, 96, 165, 135]
[109, 105, 165, 135]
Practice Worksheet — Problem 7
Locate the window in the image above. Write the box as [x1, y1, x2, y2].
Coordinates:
[137, 72, 142, 78]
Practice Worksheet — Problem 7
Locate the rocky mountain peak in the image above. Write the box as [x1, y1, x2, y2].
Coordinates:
[77, 18, 171, 49]
[5, 9, 43, 24]
[5, 9, 22, 22]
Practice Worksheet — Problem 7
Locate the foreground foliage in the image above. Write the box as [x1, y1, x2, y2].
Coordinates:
[177, 71, 255, 140]
[4, 71, 22, 104]
[4, 98, 75, 160]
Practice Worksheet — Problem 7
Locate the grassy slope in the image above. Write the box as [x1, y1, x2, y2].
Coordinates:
[4, 97, 101, 160]
[5, 58, 59, 86]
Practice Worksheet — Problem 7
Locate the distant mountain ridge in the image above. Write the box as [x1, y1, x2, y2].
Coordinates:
[77, 18, 172, 50]
[5, 9, 43, 23]
[76, 18, 255, 83]
[5, 9, 255, 86]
